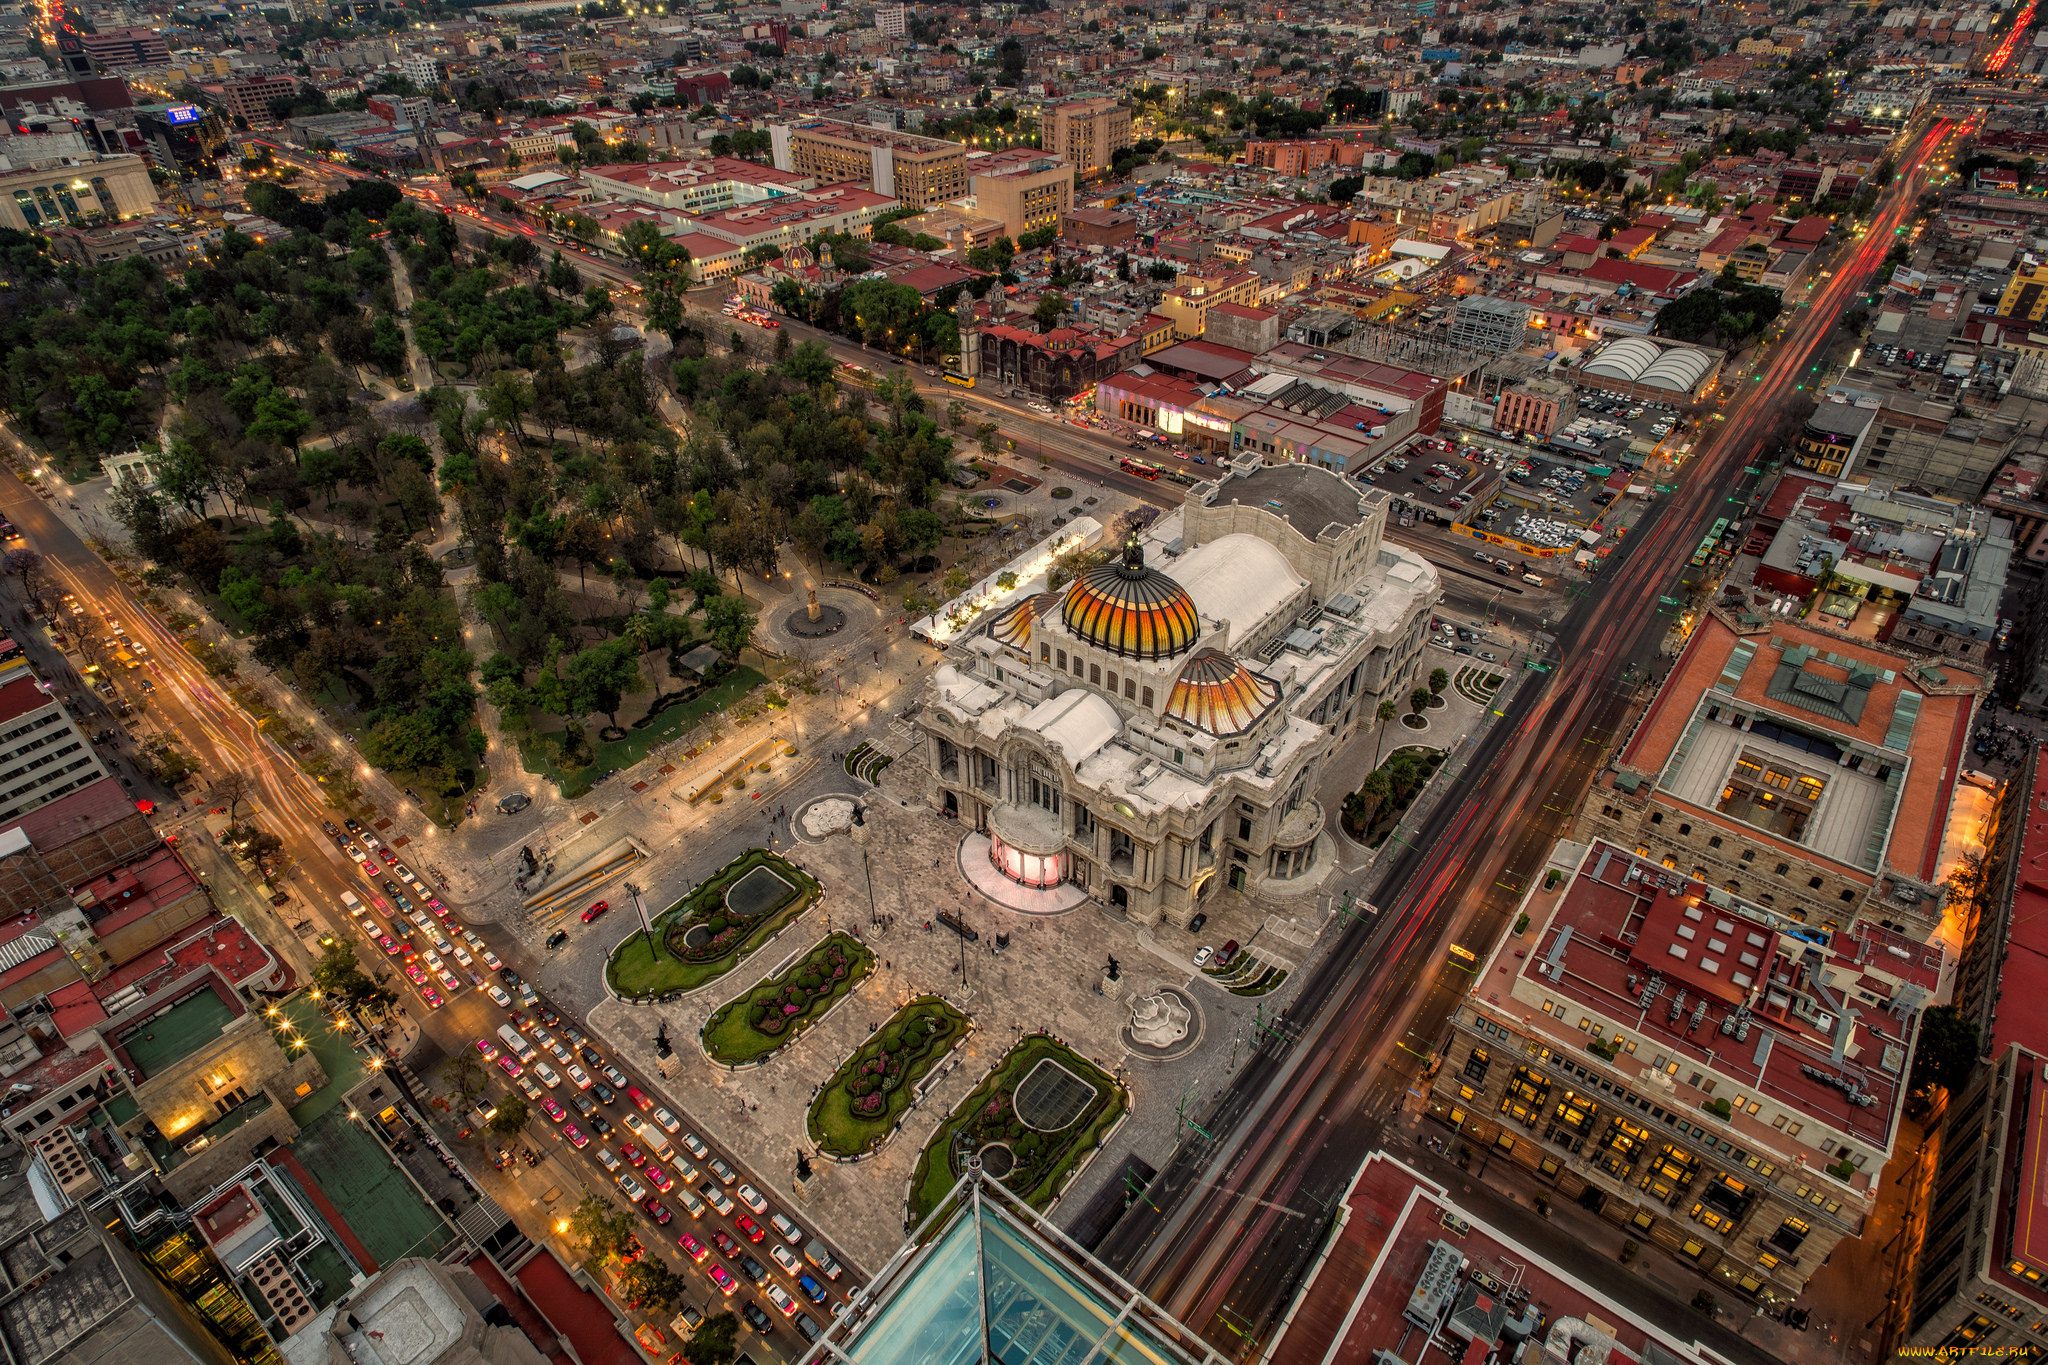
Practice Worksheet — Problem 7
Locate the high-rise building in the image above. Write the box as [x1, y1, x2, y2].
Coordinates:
[217, 76, 299, 125]
[401, 52, 443, 90]
[769, 118, 964, 209]
[76, 26, 169, 70]
[967, 149, 1070, 241]
[1448, 295, 1530, 353]
[1046, 97, 1131, 176]
[136, 104, 227, 182]
[874, 3, 906, 36]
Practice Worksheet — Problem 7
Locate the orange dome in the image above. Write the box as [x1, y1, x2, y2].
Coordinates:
[990, 591, 1060, 648]
[1061, 543, 1201, 660]
[1166, 649, 1282, 736]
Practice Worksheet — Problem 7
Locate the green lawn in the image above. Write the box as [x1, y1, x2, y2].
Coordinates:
[604, 849, 819, 999]
[701, 933, 874, 1065]
[906, 1035, 1125, 1225]
[807, 997, 970, 1158]
[516, 666, 765, 800]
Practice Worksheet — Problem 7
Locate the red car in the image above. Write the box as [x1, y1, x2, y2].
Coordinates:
[645, 1164, 674, 1194]
[619, 1143, 645, 1167]
[734, 1215, 766, 1244]
[679, 1232, 708, 1263]
[641, 1197, 671, 1225]
[581, 901, 609, 924]
[711, 1229, 740, 1260]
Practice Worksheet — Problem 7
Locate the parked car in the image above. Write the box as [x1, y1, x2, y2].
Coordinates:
[737, 1185, 767, 1215]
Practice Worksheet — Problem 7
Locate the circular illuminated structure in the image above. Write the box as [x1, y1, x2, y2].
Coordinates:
[988, 802, 1066, 889]
[1060, 542, 1200, 660]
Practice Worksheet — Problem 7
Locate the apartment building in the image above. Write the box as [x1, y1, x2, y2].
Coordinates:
[1428, 837, 1937, 1307]
[1575, 610, 1985, 940]
[967, 149, 1071, 241]
[1157, 269, 1262, 339]
[875, 3, 906, 35]
[75, 26, 167, 69]
[217, 76, 298, 125]
[769, 118, 965, 209]
[1046, 97, 1131, 176]
[1495, 377, 1576, 436]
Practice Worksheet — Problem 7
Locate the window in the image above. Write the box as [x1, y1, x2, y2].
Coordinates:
[1650, 812, 1664, 825]
[1239, 817, 1252, 840]
[1107, 670, 1119, 693]
[1464, 1047, 1492, 1082]
[1144, 687, 1155, 708]
[1125, 678, 1137, 700]
[1770, 1217, 1811, 1254]
[1840, 889, 1856, 902]
[1786, 1121, 1802, 1137]
[1057, 650, 1067, 670]
[1091, 664, 1101, 684]
[1040, 644, 1051, 662]
[1775, 863, 1789, 876]
[1708, 836, 1722, 849]
[1678, 823, 1692, 836]
[1073, 655, 1084, 677]
[1808, 876, 1823, 889]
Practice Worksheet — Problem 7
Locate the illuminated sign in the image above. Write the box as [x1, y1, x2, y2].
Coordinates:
[166, 105, 201, 126]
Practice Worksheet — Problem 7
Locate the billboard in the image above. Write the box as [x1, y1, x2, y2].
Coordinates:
[166, 104, 201, 125]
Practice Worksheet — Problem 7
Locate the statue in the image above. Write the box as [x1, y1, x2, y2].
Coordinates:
[654, 1023, 672, 1058]
[1105, 954, 1121, 981]
[807, 586, 820, 623]
[796, 1151, 813, 1182]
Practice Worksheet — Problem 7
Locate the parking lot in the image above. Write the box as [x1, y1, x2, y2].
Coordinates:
[1359, 437, 1503, 525]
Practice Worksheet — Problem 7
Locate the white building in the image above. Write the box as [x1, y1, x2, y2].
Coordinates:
[918, 459, 1438, 926]
[875, 3, 906, 35]
[0, 673, 107, 824]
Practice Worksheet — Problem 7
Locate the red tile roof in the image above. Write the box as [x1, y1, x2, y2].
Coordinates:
[0, 675, 50, 728]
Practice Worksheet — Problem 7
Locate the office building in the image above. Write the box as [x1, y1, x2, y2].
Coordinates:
[1428, 837, 1937, 1307]
[769, 118, 965, 209]
[967, 149, 1071, 241]
[915, 457, 1436, 926]
[402, 52, 442, 90]
[874, 3, 905, 36]
[1046, 97, 1130, 176]
[76, 26, 168, 69]
[0, 155, 154, 230]
[217, 76, 298, 125]
[0, 674, 108, 822]
[136, 104, 226, 181]
[1902, 754, 2048, 1353]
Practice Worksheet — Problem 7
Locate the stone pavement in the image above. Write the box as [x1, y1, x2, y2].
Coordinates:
[582, 791, 1317, 1278]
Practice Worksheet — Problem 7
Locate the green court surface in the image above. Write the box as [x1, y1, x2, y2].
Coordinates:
[288, 1108, 454, 1268]
[122, 990, 238, 1079]
[274, 996, 368, 1125]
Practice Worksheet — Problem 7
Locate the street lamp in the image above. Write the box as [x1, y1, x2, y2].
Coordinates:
[625, 880, 653, 951]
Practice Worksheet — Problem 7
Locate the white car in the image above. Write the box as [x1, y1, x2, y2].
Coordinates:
[517, 1074, 542, 1101]
[533, 1062, 561, 1089]
[452, 946, 473, 966]
[616, 1171, 647, 1201]
[771, 1244, 802, 1275]
[346, 845, 368, 863]
[699, 1183, 734, 1216]
[1193, 946, 1214, 967]
[737, 1183, 767, 1214]
[421, 950, 443, 972]
[766, 1284, 799, 1317]
[395, 864, 418, 883]
[487, 983, 512, 1007]
[770, 1213, 803, 1245]
[566, 1064, 592, 1090]
[682, 1133, 709, 1160]
[463, 930, 485, 949]
[483, 950, 503, 970]
[652, 1106, 681, 1134]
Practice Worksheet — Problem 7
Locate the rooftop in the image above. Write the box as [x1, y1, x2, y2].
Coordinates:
[1201, 461, 1373, 543]
[114, 973, 243, 1080]
[0, 677, 50, 730]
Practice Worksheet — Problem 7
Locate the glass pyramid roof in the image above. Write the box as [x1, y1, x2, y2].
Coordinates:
[809, 1173, 1221, 1365]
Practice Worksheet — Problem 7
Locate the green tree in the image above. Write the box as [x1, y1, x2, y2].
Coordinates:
[1428, 667, 1449, 697]
[1909, 1005, 1980, 1095]
[1410, 686, 1430, 714]
[1032, 290, 1067, 333]
[704, 594, 757, 658]
[1372, 697, 1398, 766]
[566, 637, 645, 730]
[311, 940, 399, 1021]
[362, 713, 460, 773]
[682, 1313, 740, 1365]
[566, 1193, 638, 1264]
[488, 1095, 530, 1136]
[442, 1050, 487, 1106]
[618, 1258, 686, 1312]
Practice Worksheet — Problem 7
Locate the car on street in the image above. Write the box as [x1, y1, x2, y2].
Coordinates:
[620, 1143, 644, 1166]
[645, 1165, 674, 1194]
[641, 1198, 671, 1225]
[709, 1265, 737, 1296]
[483, 950, 503, 970]
[562, 1123, 589, 1149]
[599, 1148, 622, 1173]
[604, 1065, 630, 1089]
[533, 1062, 561, 1088]
[545, 930, 568, 950]
[652, 1106, 680, 1134]
[680, 1233, 709, 1262]
[616, 1171, 647, 1201]
[496, 1056, 524, 1079]
[739, 1301, 771, 1331]
[487, 983, 512, 1007]
[539, 1098, 566, 1123]
[734, 1214, 766, 1243]
[770, 1213, 802, 1245]
[1193, 946, 1213, 967]
[581, 901, 609, 923]
[796, 1273, 828, 1305]
[711, 1229, 740, 1260]
[708, 1158, 737, 1185]
[739, 1256, 767, 1286]
[566, 1064, 592, 1089]
[590, 1080, 616, 1105]
[682, 1133, 709, 1160]
[766, 1285, 798, 1317]
[701, 1182, 735, 1216]
[770, 1244, 801, 1275]
[737, 1185, 767, 1215]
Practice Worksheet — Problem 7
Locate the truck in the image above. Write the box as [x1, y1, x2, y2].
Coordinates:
[804, 1238, 843, 1280]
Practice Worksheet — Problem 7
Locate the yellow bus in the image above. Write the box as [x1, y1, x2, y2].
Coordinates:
[943, 372, 975, 389]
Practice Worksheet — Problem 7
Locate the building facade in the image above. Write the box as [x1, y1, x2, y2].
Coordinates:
[968, 154, 1071, 241]
[917, 459, 1436, 927]
[218, 77, 299, 125]
[1047, 98, 1131, 176]
[0, 156, 155, 231]
[0, 676, 108, 823]
[769, 119, 965, 209]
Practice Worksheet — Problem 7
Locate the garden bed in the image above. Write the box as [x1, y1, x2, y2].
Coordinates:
[603, 849, 819, 999]
[1341, 746, 1443, 848]
[906, 1035, 1125, 1225]
[1203, 953, 1290, 997]
[842, 741, 895, 786]
[516, 665, 765, 800]
[807, 996, 970, 1158]
[701, 933, 874, 1065]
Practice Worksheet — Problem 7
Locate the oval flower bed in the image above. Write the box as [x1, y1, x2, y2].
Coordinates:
[604, 849, 821, 999]
[906, 1035, 1126, 1226]
[701, 933, 875, 1066]
[807, 996, 970, 1158]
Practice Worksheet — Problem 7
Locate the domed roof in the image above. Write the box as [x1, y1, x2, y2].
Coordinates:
[1061, 542, 1202, 660]
[1165, 649, 1282, 737]
[989, 591, 1061, 649]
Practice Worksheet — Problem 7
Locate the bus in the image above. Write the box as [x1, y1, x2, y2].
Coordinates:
[1120, 458, 1162, 480]
[943, 372, 975, 389]
[1689, 516, 1732, 568]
